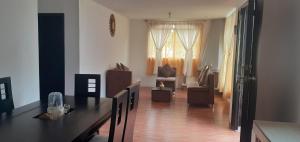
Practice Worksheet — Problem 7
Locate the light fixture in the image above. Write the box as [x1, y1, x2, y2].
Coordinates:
[169, 12, 175, 32]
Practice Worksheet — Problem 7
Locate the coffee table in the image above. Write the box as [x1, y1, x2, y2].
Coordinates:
[151, 87, 172, 102]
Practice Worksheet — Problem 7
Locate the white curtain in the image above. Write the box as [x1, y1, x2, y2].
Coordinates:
[149, 24, 172, 74]
[176, 24, 199, 76]
[218, 10, 238, 98]
[198, 21, 212, 68]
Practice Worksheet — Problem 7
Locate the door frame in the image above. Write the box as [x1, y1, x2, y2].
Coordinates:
[239, 0, 264, 142]
[230, 3, 249, 130]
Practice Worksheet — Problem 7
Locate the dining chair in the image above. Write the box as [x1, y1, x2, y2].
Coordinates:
[123, 82, 140, 142]
[0, 77, 14, 114]
[89, 90, 129, 142]
[75, 74, 101, 100]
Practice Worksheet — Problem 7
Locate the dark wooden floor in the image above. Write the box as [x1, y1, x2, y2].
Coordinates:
[100, 87, 240, 142]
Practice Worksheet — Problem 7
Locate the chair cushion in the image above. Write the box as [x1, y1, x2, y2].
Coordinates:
[156, 77, 176, 81]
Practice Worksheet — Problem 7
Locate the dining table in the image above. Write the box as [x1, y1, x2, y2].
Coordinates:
[0, 96, 112, 142]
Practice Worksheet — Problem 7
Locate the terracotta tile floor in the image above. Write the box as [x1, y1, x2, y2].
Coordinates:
[100, 87, 240, 142]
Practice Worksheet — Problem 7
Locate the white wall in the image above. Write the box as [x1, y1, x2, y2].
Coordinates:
[128, 19, 225, 87]
[256, 0, 300, 123]
[79, 0, 130, 97]
[38, 0, 80, 96]
[128, 20, 155, 87]
[203, 19, 225, 70]
[0, 0, 40, 107]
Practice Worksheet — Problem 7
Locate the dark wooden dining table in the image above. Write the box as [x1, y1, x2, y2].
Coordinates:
[0, 96, 112, 142]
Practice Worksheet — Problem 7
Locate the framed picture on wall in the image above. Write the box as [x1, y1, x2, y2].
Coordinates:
[109, 14, 116, 37]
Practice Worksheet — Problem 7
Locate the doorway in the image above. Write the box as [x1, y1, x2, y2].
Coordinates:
[230, 0, 264, 142]
[231, 4, 249, 131]
[240, 0, 263, 141]
[38, 13, 65, 104]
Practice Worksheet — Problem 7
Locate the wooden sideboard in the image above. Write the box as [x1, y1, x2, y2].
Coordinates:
[252, 120, 300, 142]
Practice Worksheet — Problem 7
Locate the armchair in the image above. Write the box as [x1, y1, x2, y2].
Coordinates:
[187, 66, 215, 106]
[156, 64, 176, 92]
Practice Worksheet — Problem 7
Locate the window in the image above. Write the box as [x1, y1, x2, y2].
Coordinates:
[147, 25, 201, 76]
[148, 30, 200, 59]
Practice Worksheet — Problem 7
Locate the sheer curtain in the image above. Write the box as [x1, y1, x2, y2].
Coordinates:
[218, 11, 238, 98]
[161, 32, 185, 76]
[147, 28, 188, 76]
[198, 21, 212, 68]
[146, 21, 211, 79]
[149, 24, 172, 74]
[176, 24, 199, 76]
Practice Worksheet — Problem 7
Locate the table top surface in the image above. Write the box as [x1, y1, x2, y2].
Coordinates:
[0, 96, 112, 142]
[254, 120, 300, 142]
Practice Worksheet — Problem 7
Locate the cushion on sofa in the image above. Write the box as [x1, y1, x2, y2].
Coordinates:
[197, 65, 208, 83]
[156, 77, 176, 81]
[197, 69, 205, 84]
[198, 65, 210, 86]
[187, 81, 199, 88]
[158, 64, 176, 77]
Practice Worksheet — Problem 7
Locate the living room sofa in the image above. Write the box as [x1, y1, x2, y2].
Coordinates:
[187, 66, 215, 106]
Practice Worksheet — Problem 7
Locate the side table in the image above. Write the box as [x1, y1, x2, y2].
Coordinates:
[151, 87, 172, 102]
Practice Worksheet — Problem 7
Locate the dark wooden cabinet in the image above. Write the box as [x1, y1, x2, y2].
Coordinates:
[106, 70, 132, 98]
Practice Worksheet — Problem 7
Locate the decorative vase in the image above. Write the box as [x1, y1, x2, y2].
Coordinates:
[159, 82, 165, 89]
[47, 92, 64, 120]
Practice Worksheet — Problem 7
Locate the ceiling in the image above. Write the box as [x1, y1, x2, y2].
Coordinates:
[95, 0, 246, 20]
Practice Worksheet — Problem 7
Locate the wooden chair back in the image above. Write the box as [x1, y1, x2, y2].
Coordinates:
[123, 82, 140, 142]
[75, 74, 101, 100]
[108, 90, 129, 142]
